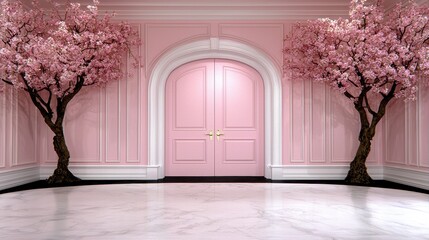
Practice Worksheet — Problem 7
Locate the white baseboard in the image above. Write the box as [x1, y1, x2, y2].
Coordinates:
[2, 165, 428, 192]
[384, 166, 429, 190]
[39, 165, 160, 180]
[270, 165, 384, 180]
[0, 166, 40, 191]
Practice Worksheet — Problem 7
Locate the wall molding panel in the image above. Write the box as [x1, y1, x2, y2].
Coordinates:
[0, 89, 7, 168]
[145, 23, 211, 74]
[0, 166, 40, 191]
[218, 23, 284, 68]
[126, 32, 142, 164]
[105, 76, 121, 163]
[11, 90, 18, 167]
[384, 80, 429, 177]
[417, 84, 429, 168]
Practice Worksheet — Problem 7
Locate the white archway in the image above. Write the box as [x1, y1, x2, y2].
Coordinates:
[148, 38, 282, 179]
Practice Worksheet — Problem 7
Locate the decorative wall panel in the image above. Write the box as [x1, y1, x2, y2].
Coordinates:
[406, 101, 418, 166]
[282, 77, 292, 165]
[385, 84, 429, 171]
[0, 89, 38, 170]
[145, 23, 211, 72]
[419, 88, 429, 168]
[385, 102, 406, 165]
[0, 89, 7, 168]
[219, 23, 284, 68]
[126, 39, 141, 163]
[15, 95, 38, 166]
[310, 82, 326, 163]
[105, 77, 121, 163]
[291, 80, 305, 163]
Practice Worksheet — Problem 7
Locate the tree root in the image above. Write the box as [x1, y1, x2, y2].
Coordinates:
[345, 166, 372, 185]
[47, 168, 81, 184]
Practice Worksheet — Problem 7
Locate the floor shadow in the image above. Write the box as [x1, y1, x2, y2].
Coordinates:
[1, 178, 428, 195]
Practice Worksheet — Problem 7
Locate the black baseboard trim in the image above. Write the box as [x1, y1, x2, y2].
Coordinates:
[1, 178, 428, 195]
[160, 176, 270, 183]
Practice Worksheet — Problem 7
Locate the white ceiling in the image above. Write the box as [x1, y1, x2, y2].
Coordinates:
[32, 0, 429, 20]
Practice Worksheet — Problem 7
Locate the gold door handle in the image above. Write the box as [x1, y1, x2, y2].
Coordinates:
[216, 130, 224, 141]
[205, 130, 213, 141]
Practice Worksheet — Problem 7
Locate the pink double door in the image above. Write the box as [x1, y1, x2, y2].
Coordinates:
[165, 59, 264, 176]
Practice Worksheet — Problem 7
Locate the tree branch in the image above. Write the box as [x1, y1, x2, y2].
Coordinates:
[343, 90, 356, 100]
[371, 82, 398, 129]
[55, 75, 85, 127]
[364, 94, 377, 116]
[347, 79, 359, 88]
[1, 79, 13, 86]
[20, 73, 55, 129]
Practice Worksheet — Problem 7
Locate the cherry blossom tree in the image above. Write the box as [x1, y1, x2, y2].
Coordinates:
[0, 0, 140, 183]
[284, 0, 429, 184]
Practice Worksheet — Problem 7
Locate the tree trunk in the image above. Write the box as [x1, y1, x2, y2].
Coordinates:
[46, 127, 80, 184]
[343, 82, 396, 185]
[20, 75, 86, 184]
[345, 127, 373, 185]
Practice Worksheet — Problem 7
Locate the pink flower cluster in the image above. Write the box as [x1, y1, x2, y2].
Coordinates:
[0, 0, 140, 97]
[284, 0, 429, 101]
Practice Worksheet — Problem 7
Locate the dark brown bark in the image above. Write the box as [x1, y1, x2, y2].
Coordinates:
[23, 75, 86, 184]
[45, 79, 85, 184]
[47, 129, 80, 184]
[345, 125, 374, 184]
[344, 82, 397, 185]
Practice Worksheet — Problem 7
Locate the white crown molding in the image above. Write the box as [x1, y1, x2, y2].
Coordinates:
[23, 0, 349, 20]
[104, 10, 349, 21]
[22, 0, 428, 20]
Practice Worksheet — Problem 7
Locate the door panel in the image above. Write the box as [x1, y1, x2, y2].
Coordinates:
[214, 61, 264, 176]
[165, 59, 264, 176]
[174, 68, 208, 129]
[165, 60, 215, 176]
[223, 67, 256, 129]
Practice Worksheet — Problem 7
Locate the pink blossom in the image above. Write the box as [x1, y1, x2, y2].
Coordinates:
[0, 0, 140, 98]
[284, 0, 429, 102]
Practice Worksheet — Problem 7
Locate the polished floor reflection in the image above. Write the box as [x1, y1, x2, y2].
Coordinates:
[1, 183, 428, 240]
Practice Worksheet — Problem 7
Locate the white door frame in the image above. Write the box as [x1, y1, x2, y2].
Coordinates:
[148, 38, 282, 179]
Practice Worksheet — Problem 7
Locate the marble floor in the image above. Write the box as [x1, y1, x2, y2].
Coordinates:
[0, 183, 428, 240]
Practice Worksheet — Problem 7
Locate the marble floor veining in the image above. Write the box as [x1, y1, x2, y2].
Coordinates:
[1, 183, 428, 240]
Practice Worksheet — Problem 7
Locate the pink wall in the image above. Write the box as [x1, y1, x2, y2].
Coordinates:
[3, 20, 426, 175]
[385, 86, 429, 170]
[0, 89, 38, 171]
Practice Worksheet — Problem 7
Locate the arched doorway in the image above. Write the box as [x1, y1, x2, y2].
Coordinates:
[165, 59, 265, 176]
[148, 38, 282, 179]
